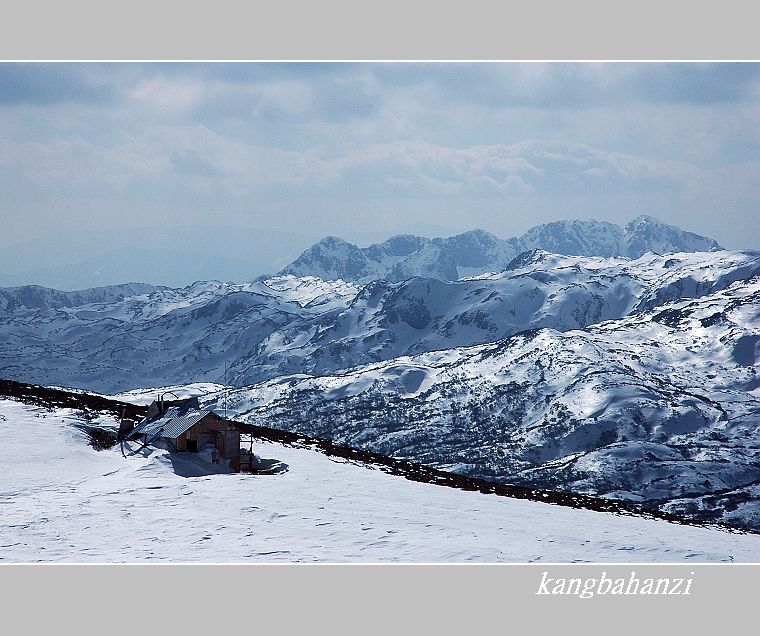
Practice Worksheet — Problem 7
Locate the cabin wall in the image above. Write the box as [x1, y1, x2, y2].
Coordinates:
[175, 413, 241, 471]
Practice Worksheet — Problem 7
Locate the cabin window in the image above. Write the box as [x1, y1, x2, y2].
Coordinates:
[186, 439, 198, 452]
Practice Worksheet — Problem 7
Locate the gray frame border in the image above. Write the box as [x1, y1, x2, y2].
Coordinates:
[1, 0, 760, 60]
[2, 0, 759, 632]
[2, 563, 759, 632]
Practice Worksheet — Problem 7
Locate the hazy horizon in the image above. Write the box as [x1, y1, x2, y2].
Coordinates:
[0, 213, 740, 290]
[2, 62, 758, 287]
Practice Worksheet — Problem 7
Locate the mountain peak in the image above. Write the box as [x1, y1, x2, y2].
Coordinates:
[450, 228, 499, 240]
[622, 215, 721, 257]
[504, 249, 555, 270]
[316, 235, 356, 248]
[627, 214, 660, 226]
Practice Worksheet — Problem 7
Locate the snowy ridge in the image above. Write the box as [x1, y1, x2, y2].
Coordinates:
[0, 282, 158, 313]
[260, 274, 359, 309]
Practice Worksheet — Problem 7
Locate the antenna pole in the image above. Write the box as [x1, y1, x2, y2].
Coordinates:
[224, 361, 228, 419]
[119, 408, 126, 458]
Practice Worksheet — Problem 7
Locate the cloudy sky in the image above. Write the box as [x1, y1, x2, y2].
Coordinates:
[1, 62, 759, 285]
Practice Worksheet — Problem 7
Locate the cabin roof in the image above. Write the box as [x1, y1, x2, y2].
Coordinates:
[131, 406, 216, 441]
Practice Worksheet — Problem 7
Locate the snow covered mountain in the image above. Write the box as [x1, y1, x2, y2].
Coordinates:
[2, 394, 758, 562]
[622, 215, 722, 258]
[216, 271, 760, 530]
[520, 216, 721, 259]
[279, 215, 721, 283]
[0, 282, 157, 312]
[232, 250, 759, 385]
[0, 275, 359, 392]
[1, 250, 755, 393]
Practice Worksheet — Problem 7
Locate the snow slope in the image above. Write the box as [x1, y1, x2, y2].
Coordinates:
[1, 397, 758, 563]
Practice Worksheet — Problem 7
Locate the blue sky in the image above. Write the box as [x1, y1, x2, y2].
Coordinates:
[1, 62, 758, 258]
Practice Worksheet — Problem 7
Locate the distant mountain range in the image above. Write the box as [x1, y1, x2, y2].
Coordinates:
[1, 248, 754, 396]
[279, 215, 722, 283]
[0, 216, 734, 394]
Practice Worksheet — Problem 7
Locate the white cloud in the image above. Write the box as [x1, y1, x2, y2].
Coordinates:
[0, 130, 703, 202]
[129, 77, 205, 113]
